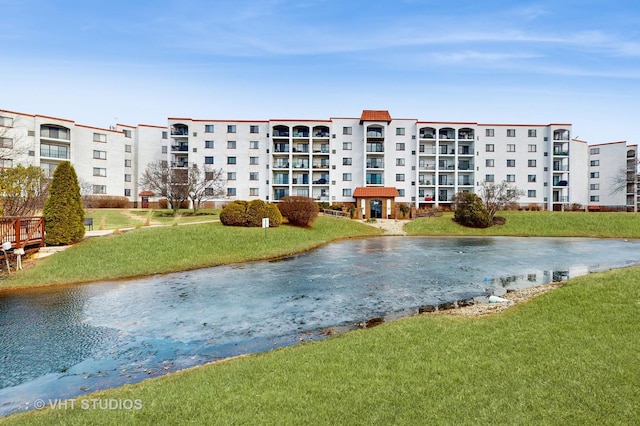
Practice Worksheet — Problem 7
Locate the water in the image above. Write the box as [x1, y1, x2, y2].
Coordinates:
[1, 236, 639, 415]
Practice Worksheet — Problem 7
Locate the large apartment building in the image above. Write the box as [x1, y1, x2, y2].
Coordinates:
[1, 108, 635, 217]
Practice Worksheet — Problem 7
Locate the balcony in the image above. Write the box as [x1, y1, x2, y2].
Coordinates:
[312, 163, 329, 169]
[366, 161, 384, 169]
[171, 145, 189, 152]
[419, 147, 436, 155]
[366, 143, 384, 153]
[40, 125, 71, 141]
[293, 132, 309, 138]
[273, 162, 289, 169]
[171, 161, 188, 168]
[170, 124, 188, 136]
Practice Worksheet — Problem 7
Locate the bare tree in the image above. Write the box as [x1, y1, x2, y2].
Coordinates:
[479, 180, 525, 220]
[610, 165, 637, 195]
[0, 164, 49, 216]
[187, 164, 225, 212]
[139, 161, 190, 213]
[0, 114, 31, 166]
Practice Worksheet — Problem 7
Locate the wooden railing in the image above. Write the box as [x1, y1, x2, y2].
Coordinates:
[0, 217, 45, 249]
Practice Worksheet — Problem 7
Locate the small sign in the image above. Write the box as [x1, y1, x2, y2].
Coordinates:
[262, 218, 269, 228]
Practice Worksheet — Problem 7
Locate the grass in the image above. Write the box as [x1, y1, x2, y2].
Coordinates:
[1, 216, 381, 288]
[3, 265, 639, 425]
[406, 210, 640, 237]
[84, 209, 220, 230]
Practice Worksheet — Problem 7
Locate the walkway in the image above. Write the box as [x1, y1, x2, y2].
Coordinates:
[360, 219, 409, 236]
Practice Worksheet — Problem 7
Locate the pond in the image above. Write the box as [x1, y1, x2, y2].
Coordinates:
[1, 236, 639, 415]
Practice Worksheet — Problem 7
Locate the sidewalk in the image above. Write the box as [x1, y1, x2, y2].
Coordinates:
[360, 219, 409, 236]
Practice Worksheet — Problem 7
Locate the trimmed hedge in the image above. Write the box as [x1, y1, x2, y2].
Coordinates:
[220, 200, 282, 227]
[82, 195, 130, 208]
[277, 196, 319, 227]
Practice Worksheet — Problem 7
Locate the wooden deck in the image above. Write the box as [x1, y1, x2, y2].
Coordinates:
[0, 216, 45, 250]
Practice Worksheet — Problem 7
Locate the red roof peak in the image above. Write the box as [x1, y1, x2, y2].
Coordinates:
[360, 110, 392, 124]
[353, 187, 400, 198]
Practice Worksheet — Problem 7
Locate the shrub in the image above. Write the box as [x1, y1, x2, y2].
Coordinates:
[277, 196, 319, 227]
[452, 192, 492, 228]
[219, 200, 281, 227]
[82, 195, 130, 208]
[43, 162, 85, 245]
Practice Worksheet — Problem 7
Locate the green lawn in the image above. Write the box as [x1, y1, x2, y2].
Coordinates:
[3, 265, 639, 425]
[2, 216, 381, 288]
[406, 210, 640, 237]
[84, 209, 220, 230]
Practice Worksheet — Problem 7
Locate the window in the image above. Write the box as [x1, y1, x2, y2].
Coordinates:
[343, 126, 352, 135]
[93, 167, 106, 177]
[93, 133, 107, 143]
[528, 159, 537, 167]
[0, 137, 13, 148]
[396, 174, 405, 182]
[227, 157, 237, 165]
[396, 143, 405, 151]
[343, 188, 352, 197]
[124, 174, 132, 182]
[250, 125, 259, 134]
[205, 156, 214, 164]
[485, 129, 495, 137]
[485, 144, 494, 152]
[507, 159, 516, 167]
[227, 188, 236, 196]
[528, 144, 537, 152]
[205, 140, 214, 149]
[485, 159, 494, 167]
[125, 159, 131, 167]
[227, 172, 236, 180]
[0, 116, 13, 127]
[343, 142, 352, 150]
[590, 147, 600, 155]
[528, 190, 536, 197]
[249, 156, 259, 165]
[343, 173, 352, 181]
[398, 189, 405, 197]
[227, 125, 236, 133]
[93, 185, 107, 194]
[507, 174, 516, 182]
[249, 172, 259, 180]
[250, 141, 259, 149]
[125, 144, 132, 153]
[124, 189, 131, 197]
[93, 150, 107, 160]
[528, 129, 537, 137]
[123, 129, 132, 138]
[485, 174, 495, 182]
[590, 172, 599, 178]
[40, 144, 69, 159]
[507, 144, 516, 152]
[590, 184, 600, 190]
[205, 124, 214, 133]
[396, 127, 405, 136]
[249, 188, 259, 196]
[590, 160, 600, 166]
[204, 171, 214, 180]
[162, 146, 168, 154]
[227, 141, 236, 149]
[343, 157, 352, 165]
[507, 129, 516, 137]
[162, 131, 168, 139]
[590, 195, 600, 202]
[396, 158, 405, 166]
[528, 175, 536, 182]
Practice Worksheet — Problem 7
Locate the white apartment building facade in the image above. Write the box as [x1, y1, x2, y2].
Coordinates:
[2, 107, 632, 216]
[587, 141, 638, 211]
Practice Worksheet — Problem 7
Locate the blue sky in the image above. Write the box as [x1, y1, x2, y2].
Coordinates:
[2, 0, 639, 144]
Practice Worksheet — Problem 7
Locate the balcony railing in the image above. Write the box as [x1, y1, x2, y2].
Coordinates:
[171, 162, 188, 168]
[419, 133, 435, 139]
[171, 145, 189, 152]
[293, 132, 309, 138]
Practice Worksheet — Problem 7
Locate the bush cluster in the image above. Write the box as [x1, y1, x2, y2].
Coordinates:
[82, 195, 130, 209]
[220, 200, 282, 227]
[277, 196, 319, 227]
[452, 192, 492, 228]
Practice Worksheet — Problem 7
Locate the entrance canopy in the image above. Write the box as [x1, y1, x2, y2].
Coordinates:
[353, 187, 400, 198]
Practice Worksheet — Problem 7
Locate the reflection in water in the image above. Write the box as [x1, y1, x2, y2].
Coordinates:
[0, 236, 639, 415]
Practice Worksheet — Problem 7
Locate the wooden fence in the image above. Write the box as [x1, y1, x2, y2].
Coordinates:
[0, 217, 45, 250]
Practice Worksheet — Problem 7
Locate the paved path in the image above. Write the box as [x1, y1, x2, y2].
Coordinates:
[360, 219, 409, 235]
